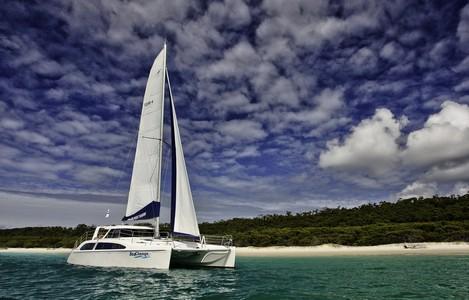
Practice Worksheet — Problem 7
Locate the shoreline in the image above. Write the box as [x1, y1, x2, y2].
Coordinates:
[1, 242, 469, 256]
[236, 242, 469, 256]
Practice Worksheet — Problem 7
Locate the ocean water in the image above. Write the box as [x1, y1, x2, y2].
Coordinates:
[1, 253, 469, 299]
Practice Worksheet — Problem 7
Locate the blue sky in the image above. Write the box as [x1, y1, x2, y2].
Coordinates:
[1, 0, 469, 227]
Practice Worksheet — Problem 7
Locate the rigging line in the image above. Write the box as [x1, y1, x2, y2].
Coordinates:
[165, 67, 175, 107]
[142, 136, 171, 146]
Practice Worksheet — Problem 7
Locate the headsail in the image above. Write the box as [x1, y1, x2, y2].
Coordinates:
[123, 45, 166, 221]
[168, 71, 200, 237]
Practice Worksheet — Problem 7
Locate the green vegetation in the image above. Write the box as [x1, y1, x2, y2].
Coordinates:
[1, 194, 469, 248]
[201, 193, 469, 246]
[0, 224, 93, 248]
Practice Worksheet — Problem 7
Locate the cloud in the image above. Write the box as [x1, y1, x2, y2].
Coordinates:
[54, 120, 90, 136]
[425, 161, 469, 183]
[204, 40, 260, 80]
[0, 118, 24, 130]
[319, 108, 407, 176]
[379, 41, 405, 62]
[222, 145, 260, 159]
[451, 182, 469, 196]
[45, 88, 68, 101]
[454, 56, 469, 73]
[397, 181, 438, 199]
[258, 0, 382, 48]
[218, 120, 267, 143]
[426, 39, 453, 67]
[320, 100, 469, 193]
[31, 59, 65, 77]
[457, 4, 469, 51]
[454, 78, 469, 92]
[184, 140, 212, 157]
[403, 101, 469, 167]
[74, 166, 124, 184]
[285, 87, 345, 125]
[15, 130, 52, 145]
[207, 0, 251, 29]
[348, 47, 378, 75]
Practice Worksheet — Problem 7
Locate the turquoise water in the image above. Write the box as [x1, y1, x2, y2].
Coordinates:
[1, 254, 469, 299]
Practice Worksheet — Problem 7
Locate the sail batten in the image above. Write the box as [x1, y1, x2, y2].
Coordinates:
[124, 46, 166, 221]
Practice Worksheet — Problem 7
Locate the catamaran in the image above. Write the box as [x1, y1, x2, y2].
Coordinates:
[67, 44, 235, 269]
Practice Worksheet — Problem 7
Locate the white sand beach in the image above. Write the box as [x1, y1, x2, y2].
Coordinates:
[1, 242, 469, 256]
[236, 242, 469, 256]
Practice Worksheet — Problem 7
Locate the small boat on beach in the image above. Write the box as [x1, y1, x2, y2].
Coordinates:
[67, 44, 235, 269]
[403, 243, 426, 249]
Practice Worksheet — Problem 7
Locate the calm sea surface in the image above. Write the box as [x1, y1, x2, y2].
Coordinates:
[0, 253, 468, 299]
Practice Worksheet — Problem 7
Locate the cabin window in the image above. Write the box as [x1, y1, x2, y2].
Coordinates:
[95, 242, 126, 250]
[106, 229, 121, 239]
[119, 229, 154, 238]
[97, 228, 108, 239]
[80, 243, 95, 250]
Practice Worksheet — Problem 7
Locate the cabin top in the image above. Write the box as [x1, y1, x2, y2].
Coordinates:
[92, 225, 154, 240]
[98, 225, 153, 230]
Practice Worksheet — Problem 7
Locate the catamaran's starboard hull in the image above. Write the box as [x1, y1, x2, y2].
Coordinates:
[67, 246, 172, 269]
[171, 246, 236, 268]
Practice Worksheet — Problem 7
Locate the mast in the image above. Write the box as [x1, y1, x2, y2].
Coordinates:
[167, 68, 177, 235]
[154, 42, 167, 238]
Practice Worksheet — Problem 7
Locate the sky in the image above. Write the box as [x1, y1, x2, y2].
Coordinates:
[1, 0, 469, 228]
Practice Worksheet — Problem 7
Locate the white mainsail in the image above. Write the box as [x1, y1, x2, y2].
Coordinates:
[168, 71, 200, 237]
[123, 45, 166, 221]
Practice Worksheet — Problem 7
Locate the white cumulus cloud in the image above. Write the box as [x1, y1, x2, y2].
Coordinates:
[403, 101, 469, 167]
[319, 108, 407, 176]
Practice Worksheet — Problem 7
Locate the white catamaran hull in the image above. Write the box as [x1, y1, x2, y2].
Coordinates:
[67, 239, 235, 269]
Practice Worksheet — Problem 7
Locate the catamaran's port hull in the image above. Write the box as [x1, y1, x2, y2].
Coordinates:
[67, 246, 173, 269]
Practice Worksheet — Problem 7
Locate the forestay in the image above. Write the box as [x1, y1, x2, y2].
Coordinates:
[123, 45, 166, 221]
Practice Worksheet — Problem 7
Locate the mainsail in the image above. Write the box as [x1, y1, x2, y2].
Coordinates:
[123, 45, 166, 221]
